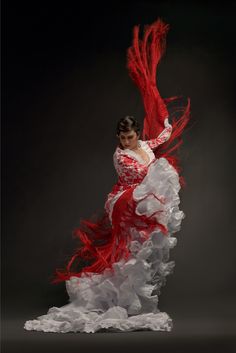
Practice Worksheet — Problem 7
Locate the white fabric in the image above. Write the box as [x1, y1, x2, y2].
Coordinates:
[24, 157, 184, 333]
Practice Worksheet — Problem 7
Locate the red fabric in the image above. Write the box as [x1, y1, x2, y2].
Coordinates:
[127, 18, 170, 138]
[127, 18, 191, 184]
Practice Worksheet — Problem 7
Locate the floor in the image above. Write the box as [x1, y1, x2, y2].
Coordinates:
[2, 315, 236, 353]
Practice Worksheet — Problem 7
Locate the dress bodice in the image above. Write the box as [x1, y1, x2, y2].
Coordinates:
[113, 140, 156, 187]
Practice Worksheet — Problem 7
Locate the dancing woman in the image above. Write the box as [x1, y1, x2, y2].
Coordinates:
[24, 18, 190, 333]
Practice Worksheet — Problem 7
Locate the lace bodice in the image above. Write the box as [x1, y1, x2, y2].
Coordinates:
[113, 140, 155, 187]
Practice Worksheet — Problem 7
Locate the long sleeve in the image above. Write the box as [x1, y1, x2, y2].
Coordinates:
[146, 118, 172, 150]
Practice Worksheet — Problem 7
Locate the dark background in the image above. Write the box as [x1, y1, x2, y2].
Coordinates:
[2, 0, 236, 352]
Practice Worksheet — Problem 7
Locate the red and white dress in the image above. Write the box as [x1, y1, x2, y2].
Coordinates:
[24, 18, 190, 334]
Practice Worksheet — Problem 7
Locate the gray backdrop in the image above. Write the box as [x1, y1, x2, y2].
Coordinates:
[2, 1, 236, 352]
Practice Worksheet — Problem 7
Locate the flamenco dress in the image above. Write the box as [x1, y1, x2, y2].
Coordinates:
[24, 18, 190, 333]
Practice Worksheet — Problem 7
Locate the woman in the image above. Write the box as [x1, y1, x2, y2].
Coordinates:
[105, 115, 173, 224]
[24, 18, 190, 333]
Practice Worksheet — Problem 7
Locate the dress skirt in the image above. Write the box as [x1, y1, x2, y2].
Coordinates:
[24, 157, 184, 333]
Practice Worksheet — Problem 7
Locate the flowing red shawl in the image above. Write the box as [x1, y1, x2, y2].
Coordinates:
[51, 18, 190, 284]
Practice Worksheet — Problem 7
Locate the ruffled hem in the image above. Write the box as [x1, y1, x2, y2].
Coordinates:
[24, 157, 183, 333]
[24, 306, 173, 333]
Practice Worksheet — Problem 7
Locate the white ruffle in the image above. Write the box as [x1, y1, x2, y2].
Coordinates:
[133, 157, 184, 233]
[24, 157, 184, 333]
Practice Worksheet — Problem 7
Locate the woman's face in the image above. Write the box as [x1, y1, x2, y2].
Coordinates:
[117, 130, 140, 150]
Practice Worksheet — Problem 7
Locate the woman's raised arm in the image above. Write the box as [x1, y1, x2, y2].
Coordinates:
[146, 118, 172, 150]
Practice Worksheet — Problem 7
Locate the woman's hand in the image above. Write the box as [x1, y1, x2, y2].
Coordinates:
[164, 117, 172, 129]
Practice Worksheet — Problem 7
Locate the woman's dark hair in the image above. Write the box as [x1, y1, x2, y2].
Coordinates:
[116, 116, 140, 136]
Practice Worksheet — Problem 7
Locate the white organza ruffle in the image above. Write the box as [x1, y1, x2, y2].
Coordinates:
[24, 158, 184, 333]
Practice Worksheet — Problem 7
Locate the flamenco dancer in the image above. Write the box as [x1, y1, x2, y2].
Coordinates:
[24, 18, 190, 333]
